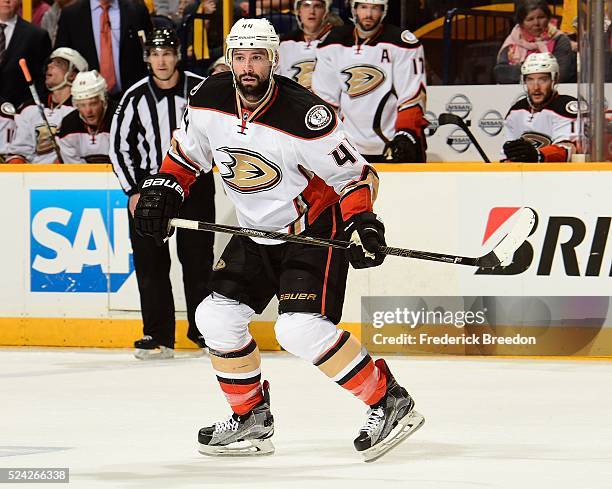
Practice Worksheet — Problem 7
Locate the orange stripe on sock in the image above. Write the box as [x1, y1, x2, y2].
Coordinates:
[219, 380, 263, 415]
[340, 359, 387, 405]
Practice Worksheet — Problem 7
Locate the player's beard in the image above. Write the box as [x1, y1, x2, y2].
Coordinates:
[528, 87, 554, 109]
[356, 15, 382, 33]
[236, 74, 270, 102]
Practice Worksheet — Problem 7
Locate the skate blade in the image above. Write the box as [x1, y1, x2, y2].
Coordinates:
[361, 410, 425, 463]
[198, 438, 275, 457]
[134, 348, 174, 360]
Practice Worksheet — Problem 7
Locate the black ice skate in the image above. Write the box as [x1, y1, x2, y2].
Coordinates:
[354, 359, 425, 462]
[198, 380, 274, 456]
[133, 335, 174, 360]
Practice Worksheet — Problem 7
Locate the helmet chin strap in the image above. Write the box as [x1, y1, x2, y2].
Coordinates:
[48, 73, 73, 92]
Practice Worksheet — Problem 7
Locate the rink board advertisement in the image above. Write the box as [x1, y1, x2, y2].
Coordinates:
[0, 164, 610, 354]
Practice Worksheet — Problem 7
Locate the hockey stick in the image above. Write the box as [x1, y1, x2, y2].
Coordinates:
[18, 58, 64, 163]
[169, 208, 535, 269]
[438, 113, 490, 163]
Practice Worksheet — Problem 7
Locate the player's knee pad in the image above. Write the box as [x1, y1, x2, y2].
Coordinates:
[195, 292, 255, 351]
[274, 312, 341, 363]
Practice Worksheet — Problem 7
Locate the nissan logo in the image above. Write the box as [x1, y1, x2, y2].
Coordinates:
[478, 110, 504, 136]
[424, 111, 438, 137]
[445, 94, 473, 119]
[447, 128, 471, 153]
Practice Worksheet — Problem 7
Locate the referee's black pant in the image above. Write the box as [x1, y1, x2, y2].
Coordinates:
[128, 173, 215, 348]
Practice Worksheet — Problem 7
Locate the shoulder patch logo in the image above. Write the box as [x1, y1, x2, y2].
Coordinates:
[341, 65, 386, 98]
[305, 105, 333, 131]
[566, 100, 578, 114]
[291, 60, 316, 89]
[401, 30, 418, 44]
[216, 147, 282, 194]
[565, 100, 588, 115]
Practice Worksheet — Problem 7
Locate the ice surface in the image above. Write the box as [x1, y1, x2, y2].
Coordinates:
[1, 348, 611, 489]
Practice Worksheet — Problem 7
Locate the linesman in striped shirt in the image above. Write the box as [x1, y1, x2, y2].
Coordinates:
[110, 28, 216, 359]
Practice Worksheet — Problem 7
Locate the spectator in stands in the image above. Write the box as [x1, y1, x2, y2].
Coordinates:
[41, 0, 75, 45]
[257, 0, 296, 33]
[0, 0, 52, 107]
[501, 53, 577, 163]
[494, 0, 575, 84]
[5, 47, 87, 163]
[0, 98, 16, 162]
[57, 70, 115, 163]
[30, 0, 51, 26]
[255, 0, 292, 15]
[235, 0, 247, 18]
[181, 0, 224, 75]
[277, 0, 339, 90]
[312, 0, 428, 163]
[55, 0, 152, 98]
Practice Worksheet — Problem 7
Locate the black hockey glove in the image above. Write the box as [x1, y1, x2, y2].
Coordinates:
[344, 212, 386, 269]
[503, 138, 543, 162]
[384, 130, 424, 163]
[134, 173, 184, 246]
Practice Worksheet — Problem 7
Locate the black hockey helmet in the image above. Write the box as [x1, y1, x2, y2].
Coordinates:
[144, 28, 180, 56]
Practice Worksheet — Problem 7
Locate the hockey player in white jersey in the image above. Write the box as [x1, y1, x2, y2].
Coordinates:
[57, 71, 116, 163]
[312, 0, 428, 162]
[277, 0, 336, 90]
[5, 48, 88, 164]
[502, 53, 578, 162]
[133, 18, 424, 462]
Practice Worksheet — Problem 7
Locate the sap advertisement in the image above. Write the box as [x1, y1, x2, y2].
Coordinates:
[30, 189, 133, 293]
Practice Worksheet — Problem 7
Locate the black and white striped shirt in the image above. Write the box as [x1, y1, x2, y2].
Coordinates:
[109, 70, 204, 195]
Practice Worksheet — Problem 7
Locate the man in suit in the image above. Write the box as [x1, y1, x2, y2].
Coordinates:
[0, 0, 52, 107]
[55, 0, 152, 97]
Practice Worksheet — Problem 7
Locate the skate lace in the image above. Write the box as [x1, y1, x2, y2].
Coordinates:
[214, 416, 239, 434]
[361, 407, 384, 435]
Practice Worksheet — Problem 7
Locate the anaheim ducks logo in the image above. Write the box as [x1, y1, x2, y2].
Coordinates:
[341, 64, 386, 98]
[521, 132, 552, 149]
[217, 147, 282, 194]
[34, 124, 59, 155]
[291, 60, 316, 89]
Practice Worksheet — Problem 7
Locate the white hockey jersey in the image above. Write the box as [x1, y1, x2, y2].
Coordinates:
[277, 25, 332, 90]
[163, 72, 378, 244]
[503, 94, 578, 161]
[57, 101, 116, 163]
[6, 98, 74, 163]
[312, 24, 427, 156]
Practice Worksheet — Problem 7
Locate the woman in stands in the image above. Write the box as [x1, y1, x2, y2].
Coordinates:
[494, 0, 575, 84]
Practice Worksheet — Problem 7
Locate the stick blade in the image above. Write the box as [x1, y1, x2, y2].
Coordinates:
[438, 112, 462, 126]
[487, 207, 536, 267]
